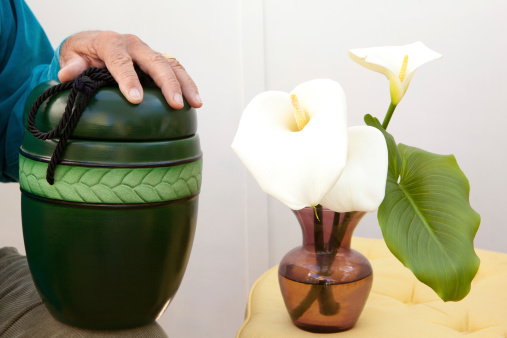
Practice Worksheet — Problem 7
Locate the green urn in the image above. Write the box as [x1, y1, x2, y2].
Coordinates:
[19, 81, 202, 329]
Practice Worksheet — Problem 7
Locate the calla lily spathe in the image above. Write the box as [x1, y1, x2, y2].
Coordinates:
[320, 126, 388, 212]
[348, 41, 442, 105]
[232, 79, 388, 212]
[232, 79, 348, 210]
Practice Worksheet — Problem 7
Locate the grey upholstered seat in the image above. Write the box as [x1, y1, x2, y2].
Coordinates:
[0, 247, 168, 338]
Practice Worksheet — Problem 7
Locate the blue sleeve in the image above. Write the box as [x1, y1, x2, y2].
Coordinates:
[0, 0, 61, 182]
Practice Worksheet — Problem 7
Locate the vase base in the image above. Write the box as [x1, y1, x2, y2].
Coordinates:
[294, 322, 354, 333]
[279, 272, 372, 333]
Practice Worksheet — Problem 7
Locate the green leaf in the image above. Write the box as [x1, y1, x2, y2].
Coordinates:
[364, 114, 481, 301]
[382, 145, 480, 301]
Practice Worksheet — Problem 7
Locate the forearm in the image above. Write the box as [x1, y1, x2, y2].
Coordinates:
[0, 0, 59, 182]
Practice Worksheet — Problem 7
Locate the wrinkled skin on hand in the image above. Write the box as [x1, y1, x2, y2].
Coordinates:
[59, 30, 202, 109]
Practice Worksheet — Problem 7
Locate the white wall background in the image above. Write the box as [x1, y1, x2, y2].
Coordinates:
[0, 0, 505, 337]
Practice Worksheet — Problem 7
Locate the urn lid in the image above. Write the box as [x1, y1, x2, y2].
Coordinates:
[21, 80, 201, 167]
[23, 81, 197, 141]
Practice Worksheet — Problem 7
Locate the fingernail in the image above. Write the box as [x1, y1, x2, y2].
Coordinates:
[129, 88, 141, 100]
[195, 93, 202, 104]
[174, 93, 183, 106]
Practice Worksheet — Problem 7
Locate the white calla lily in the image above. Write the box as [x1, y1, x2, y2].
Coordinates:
[320, 126, 388, 212]
[348, 41, 442, 105]
[232, 79, 348, 210]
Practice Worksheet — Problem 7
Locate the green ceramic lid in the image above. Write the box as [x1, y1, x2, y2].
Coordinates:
[19, 133, 202, 165]
[23, 81, 197, 141]
[21, 80, 201, 167]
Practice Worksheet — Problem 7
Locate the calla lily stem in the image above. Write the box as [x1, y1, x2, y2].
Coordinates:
[382, 102, 397, 130]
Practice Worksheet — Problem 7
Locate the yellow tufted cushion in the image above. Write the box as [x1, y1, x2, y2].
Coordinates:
[237, 238, 507, 337]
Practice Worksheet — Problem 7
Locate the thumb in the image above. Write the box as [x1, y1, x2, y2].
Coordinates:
[58, 57, 90, 82]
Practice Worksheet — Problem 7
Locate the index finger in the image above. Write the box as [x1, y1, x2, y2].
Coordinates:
[125, 39, 186, 109]
[124, 37, 201, 109]
[94, 31, 143, 104]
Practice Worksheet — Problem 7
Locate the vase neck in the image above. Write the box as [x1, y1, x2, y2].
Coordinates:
[293, 207, 366, 253]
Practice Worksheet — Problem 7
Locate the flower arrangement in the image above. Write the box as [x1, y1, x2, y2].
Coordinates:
[232, 41, 480, 303]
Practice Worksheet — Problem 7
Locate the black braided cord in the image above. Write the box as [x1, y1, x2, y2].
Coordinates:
[27, 66, 156, 185]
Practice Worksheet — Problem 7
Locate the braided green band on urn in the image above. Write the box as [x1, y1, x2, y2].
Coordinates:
[19, 155, 202, 204]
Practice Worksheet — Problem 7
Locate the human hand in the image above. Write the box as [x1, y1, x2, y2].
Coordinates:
[58, 31, 202, 109]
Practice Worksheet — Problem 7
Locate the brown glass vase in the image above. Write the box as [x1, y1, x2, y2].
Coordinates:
[278, 206, 373, 333]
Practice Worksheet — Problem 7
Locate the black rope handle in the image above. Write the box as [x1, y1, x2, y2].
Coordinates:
[27, 66, 156, 185]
